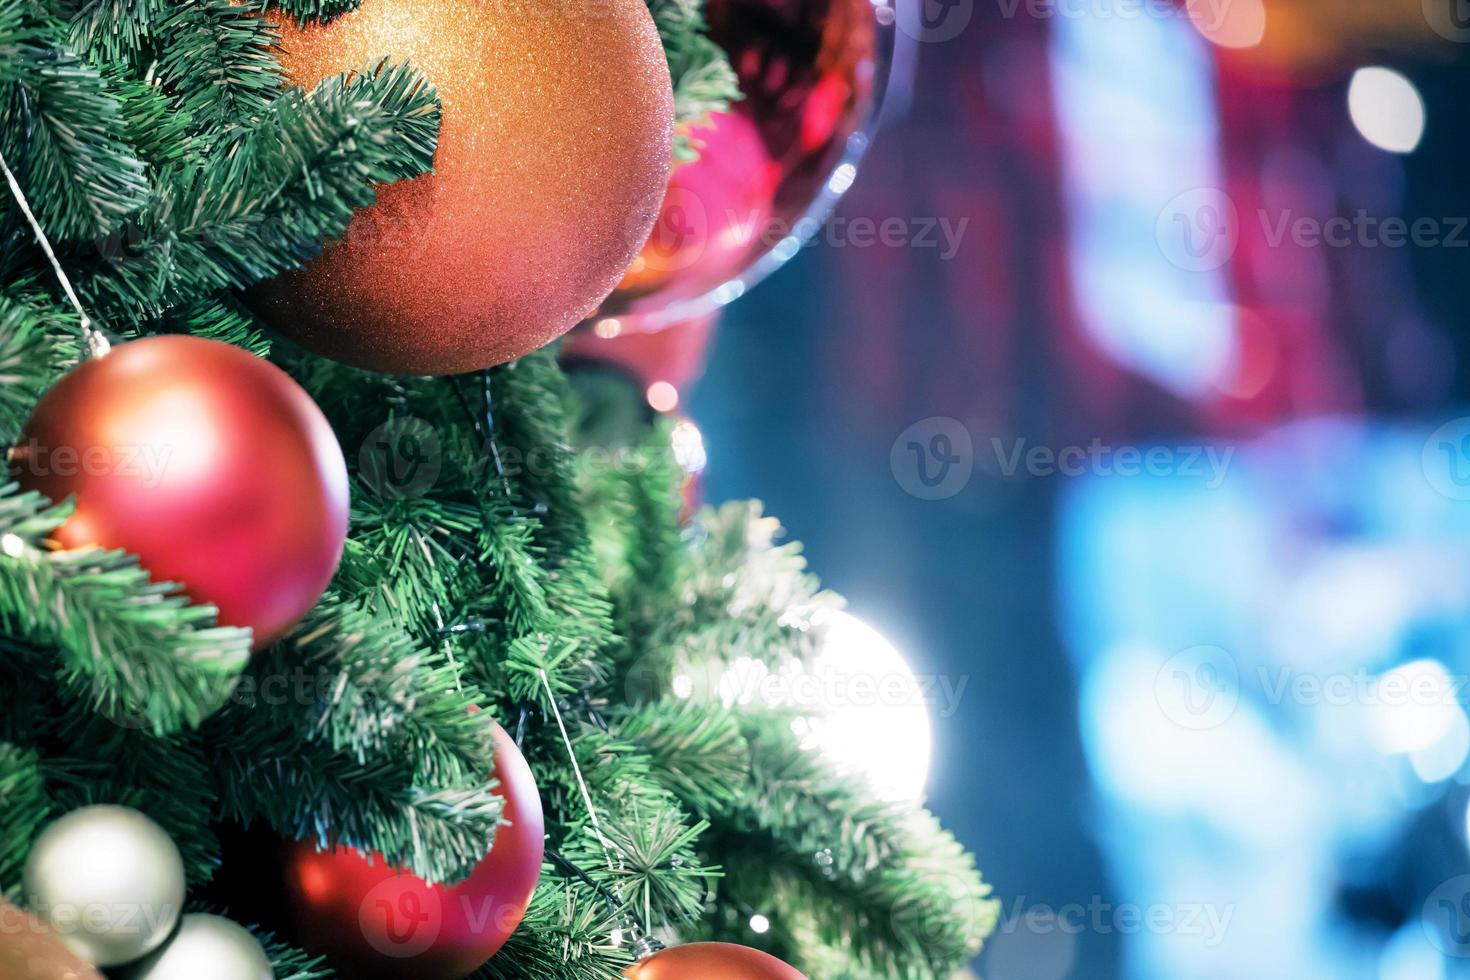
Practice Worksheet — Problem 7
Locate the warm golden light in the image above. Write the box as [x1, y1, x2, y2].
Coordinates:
[646, 381, 680, 413]
[1188, 0, 1265, 49]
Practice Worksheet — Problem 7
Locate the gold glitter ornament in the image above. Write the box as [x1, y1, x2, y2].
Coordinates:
[253, 0, 675, 375]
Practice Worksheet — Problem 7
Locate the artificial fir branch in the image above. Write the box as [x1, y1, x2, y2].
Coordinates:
[615, 697, 750, 817]
[40, 718, 222, 885]
[647, 0, 742, 158]
[161, 293, 272, 356]
[257, 929, 338, 980]
[155, 0, 283, 139]
[0, 293, 66, 440]
[207, 601, 505, 884]
[67, 0, 172, 65]
[0, 0, 996, 971]
[0, 743, 49, 891]
[471, 878, 631, 980]
[273, 0, 363, 26]
[0, 1, 149, 240]
[0, 483, 252, 735]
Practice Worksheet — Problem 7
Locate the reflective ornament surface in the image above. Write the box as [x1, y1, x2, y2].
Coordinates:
[595, 0, 894, 329]
[116, 915, 273, 980]
[12, 336, 349, 647]
[22, 806, 184, 968]
[626, 942, 808, 980]
[281, 721, 543, 978]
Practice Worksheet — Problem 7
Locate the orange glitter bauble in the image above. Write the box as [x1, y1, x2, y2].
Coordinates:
[253, 0, 675, 375]
[626, 943, 808, 980]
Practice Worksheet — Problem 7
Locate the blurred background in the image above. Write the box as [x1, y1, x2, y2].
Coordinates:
[575, 0, 1470, 976]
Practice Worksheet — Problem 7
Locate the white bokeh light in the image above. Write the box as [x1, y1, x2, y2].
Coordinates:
[804, 610, 934, 803]
[1348, 67, 1425, 154]
[1368, 660, 1460, 756]
[670, 418, 707, 475]
[715, 609, 934, 803]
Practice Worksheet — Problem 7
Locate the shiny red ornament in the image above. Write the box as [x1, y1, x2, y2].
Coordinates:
[11, 336, 348, 648]
[595, 0, 890, 330]
[282, 721, 544, 979]
[626, 942, 808, 980]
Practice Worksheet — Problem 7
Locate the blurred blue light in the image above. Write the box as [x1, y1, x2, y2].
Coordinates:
[1058, 419, 1470, 977]
[1049, 1, 1237, 395]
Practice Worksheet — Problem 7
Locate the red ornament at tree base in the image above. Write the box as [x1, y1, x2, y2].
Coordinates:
[11, 336, 349, 648]
[282, 721, 544, 979]
[626, 942, 808, 979]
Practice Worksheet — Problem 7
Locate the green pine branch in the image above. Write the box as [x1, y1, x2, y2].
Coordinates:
[0, 4, 149, 241]
[0, 742, 49, 891]
[0, 482, 252, 736]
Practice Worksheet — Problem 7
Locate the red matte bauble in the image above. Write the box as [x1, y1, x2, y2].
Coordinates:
[11, 336, 348, 648]
[626, 943, 808, 980]
[282, 722, 544, 978]
[595, 0, 888, 330]
[252, 0, 675, 375]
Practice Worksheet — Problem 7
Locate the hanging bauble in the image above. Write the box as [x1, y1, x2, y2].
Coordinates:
[115, 915, 273, 980]
[599, 112, 777, 325]
[626, 942, 808, 979]
[250, 0, 675, 375]
[21, 806, 184, 968]
[0, 899, 105, 980]
[280, 720, 544, 978]
[11, 336, 349, 648]
[592, 0, 892, 330]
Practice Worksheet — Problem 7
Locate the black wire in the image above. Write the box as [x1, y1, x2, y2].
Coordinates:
[447, 375, 484, 444]
[545, 847, 651, 936]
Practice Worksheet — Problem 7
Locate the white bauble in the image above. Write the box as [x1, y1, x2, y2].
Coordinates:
[23, 805, 184, 967]
[117, 915, 273, 980]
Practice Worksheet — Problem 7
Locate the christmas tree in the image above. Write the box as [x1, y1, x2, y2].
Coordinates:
[0, 0, 997, 977]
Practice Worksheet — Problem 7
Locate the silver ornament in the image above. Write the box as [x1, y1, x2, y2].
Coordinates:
[115, 915, 274, 980]
[22, 805, 184, 967]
